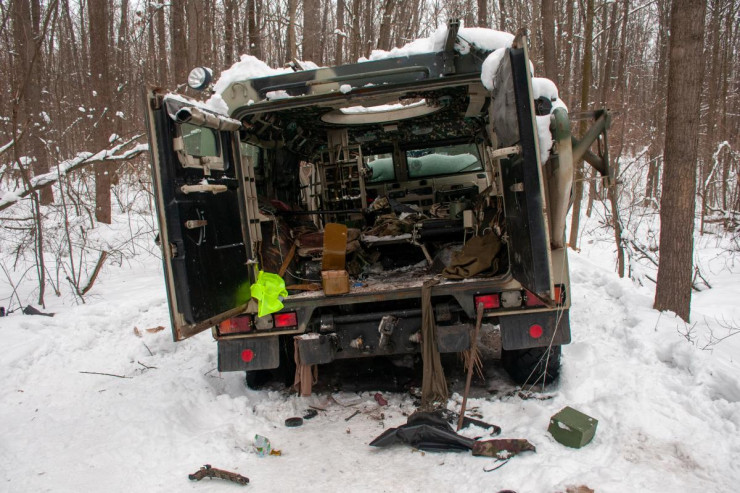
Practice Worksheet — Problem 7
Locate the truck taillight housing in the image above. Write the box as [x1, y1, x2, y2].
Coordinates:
[474, 294, 500, 310]
[524, 284, 566, 307]
[219, 314, 253, 335]
[554, 284, 566, 305]
[274, 312, 298, 328]
[524, 290, 546, 307]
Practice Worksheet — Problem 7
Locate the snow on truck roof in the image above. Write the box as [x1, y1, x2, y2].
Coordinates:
[198, 24, 566, 163]
[205, 25, 516, 115]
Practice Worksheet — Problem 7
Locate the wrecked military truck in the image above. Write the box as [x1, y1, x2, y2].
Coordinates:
[144, 25, 612, 389]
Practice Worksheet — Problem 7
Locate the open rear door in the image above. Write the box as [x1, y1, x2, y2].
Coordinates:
[144, 89, 253, 340]
[490, 35, 554, 299]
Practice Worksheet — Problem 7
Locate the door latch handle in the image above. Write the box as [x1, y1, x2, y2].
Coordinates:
[184, 219, 208, 229]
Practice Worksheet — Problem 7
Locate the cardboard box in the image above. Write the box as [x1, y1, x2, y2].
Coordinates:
[321, 270, 349, 295]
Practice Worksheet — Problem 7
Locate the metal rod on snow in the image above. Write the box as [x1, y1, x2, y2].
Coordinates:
[457, 302, 484, 432]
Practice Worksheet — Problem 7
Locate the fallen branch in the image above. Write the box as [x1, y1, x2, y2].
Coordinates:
[80, 251, 108, 296]
[0, 136, 148, 212]
[644, 274, 700, 293]
[79, 371, 131, 379]
[693, 266, 712, 290]
[627, 239, 658, 267]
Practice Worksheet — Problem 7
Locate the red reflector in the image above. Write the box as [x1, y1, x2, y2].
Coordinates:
[474, 294, 500, 310]
[529, 324, 544, 339]
[219, 315, 252, 335]
[241, 349, 255, 362]
[273, 312, 298, 328]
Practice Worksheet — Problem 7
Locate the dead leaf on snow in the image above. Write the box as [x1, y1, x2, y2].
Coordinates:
[133, 327, 142, 338]
[565, 486, 595, 493]
[145, 326, 165, 333]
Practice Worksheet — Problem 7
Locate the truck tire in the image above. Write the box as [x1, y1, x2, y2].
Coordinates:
[245, 369, 272, 389]
[501, 345, 561, 385]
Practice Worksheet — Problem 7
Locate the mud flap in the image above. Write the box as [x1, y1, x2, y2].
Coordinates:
[296, 334, 337, 366]
[499, 310, 570, 350]
[436, 324, 472, 353]
[217, 337, 280, 372]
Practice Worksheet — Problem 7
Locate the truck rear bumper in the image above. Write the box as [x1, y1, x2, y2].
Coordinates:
[216, 307, 570, 372]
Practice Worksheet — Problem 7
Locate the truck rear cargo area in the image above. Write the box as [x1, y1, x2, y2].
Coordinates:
[257, 187, 511, 301]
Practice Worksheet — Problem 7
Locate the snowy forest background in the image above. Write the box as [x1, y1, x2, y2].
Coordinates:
[1, 0, 738, 312]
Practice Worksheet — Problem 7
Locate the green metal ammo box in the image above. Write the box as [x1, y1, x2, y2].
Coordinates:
[548, 406, 598, 448]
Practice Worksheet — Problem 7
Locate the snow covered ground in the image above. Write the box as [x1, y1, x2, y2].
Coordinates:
[1, 206, 739, 493]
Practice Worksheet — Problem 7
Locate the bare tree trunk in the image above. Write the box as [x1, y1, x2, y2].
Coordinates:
[562, 0, 574, 105]
[287, 0, 297, 63]
[171, 0, 188, 85]
[498, 0, 506, 31]
[363, 0, 373, 58]
[720, 3, 733, 210]
[615, 0, 629, 109]
[156, 2, 168, 84]
[568, 0, 594, 250]
[13, 0, 54, 205]
[600, 1, 619, 107]
[186, 0, 202, 68]
[654, 0, 707, 322]
[699, 0, 723, 232]
[224, 0, 235, 65]
[114, 0, 129, 136]
[247, 0, 261, 59]
[463, 0, 475, 27]
[350, 0, 361, 60]
[335, 0, 345, 64]
[477, 0, 487, 27]
[302, 0, 321, 62]
[89, 0, 113, 223]
[116, 0, 129, 74]
[147, 2, 155, 80]
[10, 0, 57, 304]
[407, 0, 421, 42]
[319, 0, 330, 64]
[645, 0, 670, 207]
[529, 0, 542, 67]
[541, 0, 558, 85]
[377, 0, 395, 51]
[206, 0, 216, 64]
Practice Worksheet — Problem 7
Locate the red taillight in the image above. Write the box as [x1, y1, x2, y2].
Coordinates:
[274, 312, 298, 328]
[474, 294, 500, 310]
[219, 315, 252, 335]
